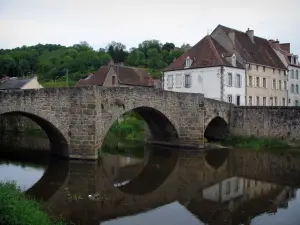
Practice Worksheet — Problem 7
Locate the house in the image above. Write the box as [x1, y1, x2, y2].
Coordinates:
[163, 35, 246, 105]
[0, 76, 43, 90]
[75, 63, 155, 88]
[210, 25, 288, 106]
[269, 40, 300, 106]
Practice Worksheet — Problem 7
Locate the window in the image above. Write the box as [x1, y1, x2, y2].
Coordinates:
[278, 69, 280, 74]
[256, 96, 260, 106]
[296, 84, 299, 94]
[236, 95, 240, 105]
[234, 179, 240, 192]
[263, 66, 266, 72]
[273, 68, 275, 73]
[112, 76, 116, 85]
[236, 74, 241, 87]
[282, 98, 286, 106]
[297, 70, 299, 79]
[227, 94, 232, 103]
[291, 84, 295, 93]
[167, 75, 173, 89]
[279, 80, 282, 90]
[185, 57, 191, 68]
[289, 98, 291, 104]
[270, 97, 273, 106]
[256, 65, 259, 71]
[284, 81, 287, 90]
[175, 74, 182, 87]
[249, 96, 252, 106]
[263, 97, 266, 106]
[272, 79, 276, 89]
[274, 97, 278, 106]
[227, 73, 232, 86]
[296, 100, 299, 106]
[263, 78, 267, 88]
[225, 181, 231, 194]
[291, 69, 294, 79]
[256, 77, 260, 87]
[248, 76, 253, 87]
[184, 74, 191, 88]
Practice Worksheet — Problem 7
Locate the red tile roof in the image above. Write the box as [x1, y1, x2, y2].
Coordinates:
[214, 25, 287, 70]
[164, 35, 243, 72]
[74, 65, 153, 87]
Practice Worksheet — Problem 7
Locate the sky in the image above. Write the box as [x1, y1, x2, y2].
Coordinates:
[1, 0, 300, 55]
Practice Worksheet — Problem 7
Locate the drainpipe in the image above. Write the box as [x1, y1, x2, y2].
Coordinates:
[244, 61, 248, 106]
[220, 66, 225, 101]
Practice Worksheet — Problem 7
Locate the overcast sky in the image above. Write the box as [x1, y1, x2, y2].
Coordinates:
[1, 0, 300, 55]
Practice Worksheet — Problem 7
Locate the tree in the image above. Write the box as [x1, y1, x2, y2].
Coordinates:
[106, 41, 128, 63]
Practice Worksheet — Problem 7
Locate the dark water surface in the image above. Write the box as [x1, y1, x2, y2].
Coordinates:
[1, 137, 300, 225]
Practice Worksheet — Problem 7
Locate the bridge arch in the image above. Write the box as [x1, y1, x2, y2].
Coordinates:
[204, 116, 229, 142]
[100, 106, 179, 150]
[0, 109, 69, 157]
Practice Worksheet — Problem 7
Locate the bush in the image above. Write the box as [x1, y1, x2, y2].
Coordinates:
[0, 182, 64, 225]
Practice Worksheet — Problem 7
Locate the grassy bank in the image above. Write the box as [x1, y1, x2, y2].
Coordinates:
[217, 135, 291, 150]
[0, 182, 64, 225]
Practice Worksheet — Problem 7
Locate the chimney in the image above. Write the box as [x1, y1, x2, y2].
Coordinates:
[246, 28, 254, 43]
[268, 39, 280, 50]
[228, 30, 235, 44]
[280, 43, 290, 53]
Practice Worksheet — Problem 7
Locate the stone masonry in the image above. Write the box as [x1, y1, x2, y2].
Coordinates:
[230, 106, 300, 143]
[0, 86, 208, 159]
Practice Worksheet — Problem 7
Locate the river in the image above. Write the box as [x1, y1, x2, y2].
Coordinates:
[1, 135, 300, 225]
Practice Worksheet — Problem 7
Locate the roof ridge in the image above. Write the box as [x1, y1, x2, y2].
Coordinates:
[218, 24, 268, 41]
[208, 35, 225, 64]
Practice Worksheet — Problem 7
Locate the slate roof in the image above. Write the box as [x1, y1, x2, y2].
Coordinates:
[215, 25, 287, 70]
[75, 64, 152, 87]
[164, 35, 244, 72]
[0, 78, 32, 90]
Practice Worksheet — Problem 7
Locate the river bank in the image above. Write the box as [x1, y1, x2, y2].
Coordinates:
[212, 135, 294, 150]
[0, 182, 64, 225]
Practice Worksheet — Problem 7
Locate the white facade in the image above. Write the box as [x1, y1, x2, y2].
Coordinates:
[202, 177, 244, 203]
[163, 66, 246, 105]
[288, 65, 300, 106]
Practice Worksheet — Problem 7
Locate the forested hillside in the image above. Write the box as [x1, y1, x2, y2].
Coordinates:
[0, 40, 190, 87]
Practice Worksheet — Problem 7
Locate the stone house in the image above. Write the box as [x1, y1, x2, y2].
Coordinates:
[0, 76, 43, 90]
[269, 40, 300, 106]
[75, 63, 156, 88]
[163, 35, 246, 105]
[210, 25, 288, 106]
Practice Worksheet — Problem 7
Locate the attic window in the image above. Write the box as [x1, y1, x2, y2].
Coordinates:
[231, 54, 236, 67]
[185, 56, 192, 68]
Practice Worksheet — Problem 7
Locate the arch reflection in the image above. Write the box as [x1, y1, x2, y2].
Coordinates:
[102, 144, 178, 195]
[204, 148, 229, 170]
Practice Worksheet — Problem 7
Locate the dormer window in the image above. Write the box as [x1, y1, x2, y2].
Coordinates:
[185, 56, 192, 68]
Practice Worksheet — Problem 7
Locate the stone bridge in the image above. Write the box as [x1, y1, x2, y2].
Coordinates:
[0, 86, 231, 159]
[24, 147, 300, 225]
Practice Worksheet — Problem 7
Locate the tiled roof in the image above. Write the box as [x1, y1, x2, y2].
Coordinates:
[0, 78, 31, 90]
[74, 66, 109, 87]
[74, 65, 152, 87]
[164, 35, 243, 72]
[215, 25, 287, 70]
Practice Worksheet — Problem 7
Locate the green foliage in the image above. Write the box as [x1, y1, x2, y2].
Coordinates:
[0, 182, 65, 225]
[0, 40, 189, 85]
[219, 135, 291, 150]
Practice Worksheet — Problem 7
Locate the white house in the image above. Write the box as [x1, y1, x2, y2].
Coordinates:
[269, 40, 300, 106]
[163, 35, 246, 105]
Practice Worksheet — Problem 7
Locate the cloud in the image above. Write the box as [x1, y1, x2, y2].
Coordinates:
[0, 0, 300, 55]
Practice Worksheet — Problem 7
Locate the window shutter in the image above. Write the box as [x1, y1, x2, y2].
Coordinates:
[254, 77, 257, 87]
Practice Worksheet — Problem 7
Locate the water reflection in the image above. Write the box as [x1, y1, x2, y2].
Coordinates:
[2, 139, 300, 225]
[0, 155, 47, 191]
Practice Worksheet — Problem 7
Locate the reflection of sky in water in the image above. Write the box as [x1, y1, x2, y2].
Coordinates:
[0, 163, 45, 191]
[102, 201, 204, 225]
[251, 189, 300, 225]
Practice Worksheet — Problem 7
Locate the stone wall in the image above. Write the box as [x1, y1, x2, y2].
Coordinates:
[230, 106, 300, 142]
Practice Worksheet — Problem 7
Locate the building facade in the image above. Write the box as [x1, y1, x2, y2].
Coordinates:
[269, 40, 300, 106]
[211, 25, 288, 106]
[163, 36, 246, 105]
